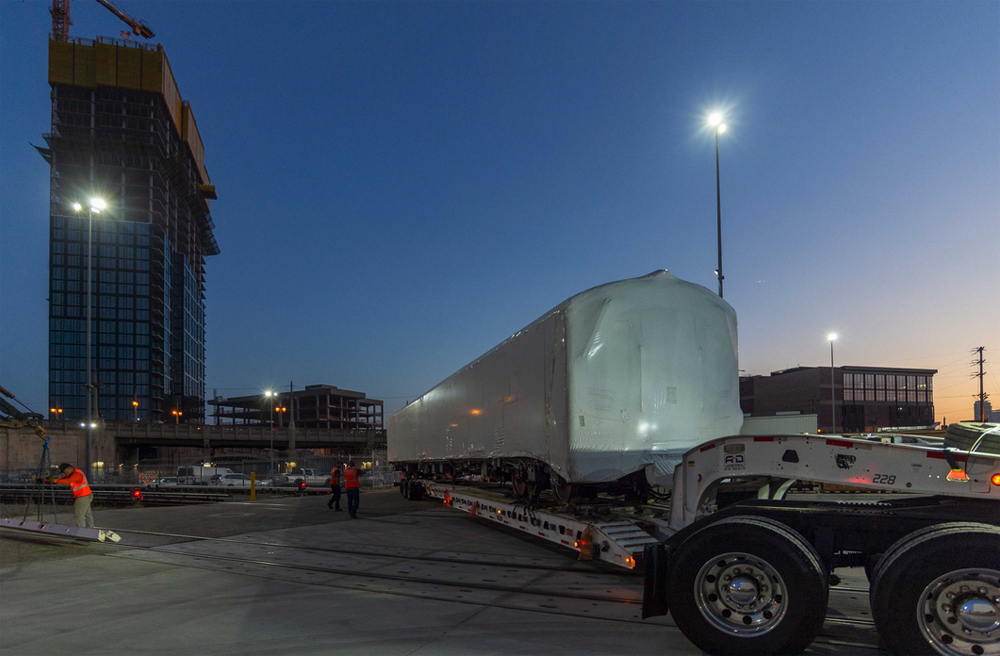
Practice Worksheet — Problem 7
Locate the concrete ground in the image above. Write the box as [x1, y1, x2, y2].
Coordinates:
[1, 490, 883, 655]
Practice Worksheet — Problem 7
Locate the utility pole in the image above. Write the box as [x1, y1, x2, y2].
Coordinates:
[972, 347, 987, 422]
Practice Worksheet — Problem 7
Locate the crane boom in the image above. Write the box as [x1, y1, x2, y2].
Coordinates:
[94, 0, 155, 39]
[51, 0, 155, 42]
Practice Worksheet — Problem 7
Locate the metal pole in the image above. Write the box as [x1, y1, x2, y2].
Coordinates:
[85, 208, 93, 481]
[715, 130, 724, 299]
[288, 381, 296, 464]
[269, 396, 274, 478]
[830, 341, 836, 434]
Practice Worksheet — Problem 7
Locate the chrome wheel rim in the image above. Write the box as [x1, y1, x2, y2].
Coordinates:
[695, 552, 788, 636]
[918, 568, 1000, 656]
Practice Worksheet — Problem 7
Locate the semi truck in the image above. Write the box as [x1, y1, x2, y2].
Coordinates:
[389, 271, 1000, 655]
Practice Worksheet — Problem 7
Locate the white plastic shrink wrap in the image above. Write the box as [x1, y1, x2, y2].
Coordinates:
[388, 270, 743, 484]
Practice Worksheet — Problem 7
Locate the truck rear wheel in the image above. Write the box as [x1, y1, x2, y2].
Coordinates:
[870, 523, 1000, 656]
[867, 522, 989, 625]
[666, 516, 828, 655]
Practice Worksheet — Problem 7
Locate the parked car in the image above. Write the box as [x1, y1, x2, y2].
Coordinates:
[209, 473, 268, 488]
[146, 477, 178, 488]
[177, 466, 235, 485]
[271, 468, 329, 487]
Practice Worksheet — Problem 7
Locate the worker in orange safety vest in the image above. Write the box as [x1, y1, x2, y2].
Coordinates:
[327, 461, 343, 511]
[51, 463, 95, 528]
[343, 460, 360, 519]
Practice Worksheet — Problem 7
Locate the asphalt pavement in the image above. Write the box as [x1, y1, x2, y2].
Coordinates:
[1, 489, 884, 655]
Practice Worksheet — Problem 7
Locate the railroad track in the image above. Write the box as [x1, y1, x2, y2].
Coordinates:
[107, 526, 638, 575]
[100, 528, 878, 648]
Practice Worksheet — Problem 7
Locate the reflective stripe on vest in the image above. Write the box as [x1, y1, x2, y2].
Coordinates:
[330, 468, 341, 485]
[61, 469, 92, 498]
[344, 467, 359, 489]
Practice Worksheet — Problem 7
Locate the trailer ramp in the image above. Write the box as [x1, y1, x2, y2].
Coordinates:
[422, 482, 658, 569]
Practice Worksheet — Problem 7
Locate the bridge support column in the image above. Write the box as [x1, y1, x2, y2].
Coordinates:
[203, 436, 211, 464]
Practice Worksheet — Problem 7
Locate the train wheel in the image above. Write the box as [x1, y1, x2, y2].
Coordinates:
[666, 516, 827, 655]
[870, 523, 1000, 656]
[553, 477, 573, 504]
[513, 472, 529, 498]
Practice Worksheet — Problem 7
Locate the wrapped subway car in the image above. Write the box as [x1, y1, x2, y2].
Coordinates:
[388, 270, 744, 500]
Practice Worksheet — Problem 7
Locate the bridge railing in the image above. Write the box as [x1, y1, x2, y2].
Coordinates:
[37, 420, 385, 443]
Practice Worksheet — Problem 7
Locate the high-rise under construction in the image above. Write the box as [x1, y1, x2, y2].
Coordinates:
[41, 35, 219, 424]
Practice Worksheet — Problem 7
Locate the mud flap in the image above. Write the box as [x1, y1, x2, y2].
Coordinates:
[641, 542, 669, 619]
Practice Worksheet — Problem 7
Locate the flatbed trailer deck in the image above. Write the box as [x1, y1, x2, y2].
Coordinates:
[400, 433, 1000, 655]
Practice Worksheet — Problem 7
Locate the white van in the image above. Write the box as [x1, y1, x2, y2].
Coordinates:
[177, 465, 234, 485]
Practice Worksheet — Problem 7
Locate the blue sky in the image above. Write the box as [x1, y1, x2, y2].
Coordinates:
[2, 1, 997, 423]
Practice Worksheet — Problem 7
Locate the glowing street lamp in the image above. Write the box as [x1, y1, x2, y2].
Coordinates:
[706, 111, 728, 298]
[828, 333, 838, 433]
[72, 196, 106, 481]
[172, 409, 183, 424]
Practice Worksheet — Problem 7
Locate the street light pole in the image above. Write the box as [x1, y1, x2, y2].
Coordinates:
[265, 391, 275, 478]
[706, 112, 727, 298]
[74, 198, 105, 481]
[828, 333, 838, 433]
[715, 128, 724, 298]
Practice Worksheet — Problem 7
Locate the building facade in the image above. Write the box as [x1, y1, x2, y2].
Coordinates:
[209, 385, 384, 431]
[740, 365, 937, 433]
[43, 36, 218, 424]
[973, 400, 999, 423]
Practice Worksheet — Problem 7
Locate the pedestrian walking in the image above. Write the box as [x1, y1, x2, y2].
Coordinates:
[344, 460, 360, 518]
[49, 462, 94, 528]
[327, 461, 342, 511]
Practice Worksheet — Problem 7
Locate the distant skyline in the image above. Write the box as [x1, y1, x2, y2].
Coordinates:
[2, 1, 997, 425]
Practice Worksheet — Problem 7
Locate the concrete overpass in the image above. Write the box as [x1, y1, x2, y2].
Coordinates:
[2, 420, 386, 472]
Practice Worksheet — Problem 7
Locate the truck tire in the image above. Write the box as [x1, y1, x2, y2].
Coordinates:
[869, 523, 1000, 656]
[867, 522, 989, 625]
[400, 478, 410, 499]
[408, 480, 424, 501]
[666, 516, 828, 655]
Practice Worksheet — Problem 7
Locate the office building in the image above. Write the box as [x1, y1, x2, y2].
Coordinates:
[740, 365, 937, 433]
[973, 400, 999, 423]
[42, 36, 219, 423]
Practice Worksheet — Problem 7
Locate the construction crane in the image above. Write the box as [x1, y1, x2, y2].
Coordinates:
[51, 0, 155, 42]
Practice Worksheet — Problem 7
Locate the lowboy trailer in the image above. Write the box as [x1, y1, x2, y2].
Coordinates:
[402, 432, 1000, 656]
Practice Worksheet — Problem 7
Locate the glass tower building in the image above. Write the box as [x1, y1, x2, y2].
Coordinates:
[42, 36, 219, 424]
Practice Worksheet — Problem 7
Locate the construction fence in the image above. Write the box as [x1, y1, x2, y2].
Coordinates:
[0, 449, 397, 490]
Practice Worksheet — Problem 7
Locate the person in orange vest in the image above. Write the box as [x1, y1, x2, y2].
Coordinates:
[327, 461, 343, 511]
[343, 460, 360, 519]
[50, 462, 94, 528]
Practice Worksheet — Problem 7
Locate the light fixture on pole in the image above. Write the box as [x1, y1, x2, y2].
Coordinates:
[72, 197, 106, 481]
[828, 333, 838, 434]
[706, 112, 727, 298]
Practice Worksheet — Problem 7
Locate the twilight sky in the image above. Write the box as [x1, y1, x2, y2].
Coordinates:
[1, 0, 997, 424]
